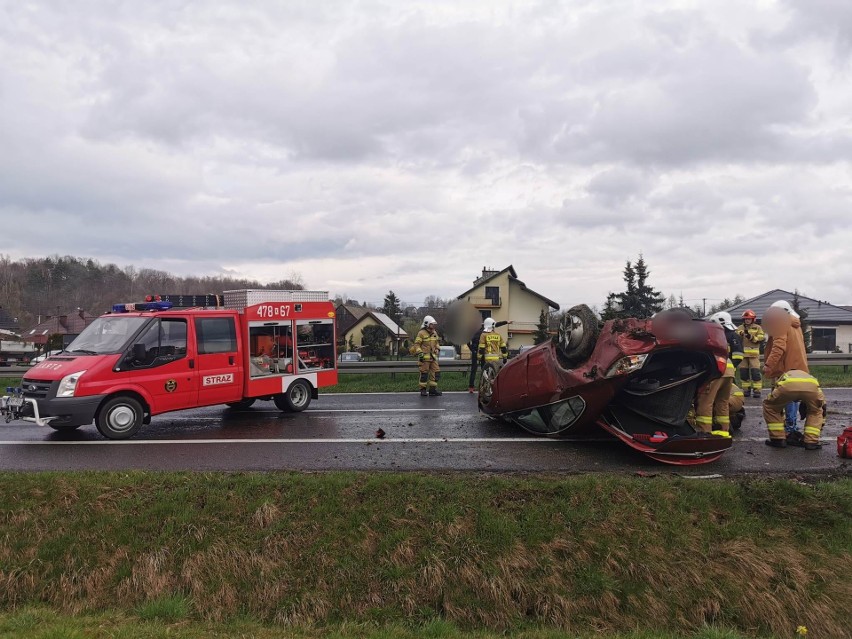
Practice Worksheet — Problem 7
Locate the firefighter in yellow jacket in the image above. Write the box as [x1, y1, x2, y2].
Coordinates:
[736, 309, 765, 397]
[694, 312, 743, 434]
[762, 306, 824, 449]
[415, 315, 442, 397]
[477, 318, 508, 366]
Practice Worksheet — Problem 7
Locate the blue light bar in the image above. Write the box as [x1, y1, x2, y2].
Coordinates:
[111, 301, 174, 313]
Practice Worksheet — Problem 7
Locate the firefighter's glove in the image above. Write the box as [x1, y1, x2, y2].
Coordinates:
[418, 354, 425, 363]
[502, 358, 507, 365]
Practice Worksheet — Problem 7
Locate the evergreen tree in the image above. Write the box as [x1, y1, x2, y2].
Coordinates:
[381, 291, 402, 327]
[633, 254, 665, 318]
[533, 308, 550, 344]
[600, 292, 620, 320]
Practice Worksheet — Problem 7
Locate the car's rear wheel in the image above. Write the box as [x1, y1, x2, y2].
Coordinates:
[554, 304, 599, 368]
[478, 362, 501, 406]
[226, 398, 256, 409]
[273, 380, 312, 412]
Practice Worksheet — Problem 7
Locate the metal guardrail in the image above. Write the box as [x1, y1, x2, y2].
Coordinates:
[1, 353, 849, 380]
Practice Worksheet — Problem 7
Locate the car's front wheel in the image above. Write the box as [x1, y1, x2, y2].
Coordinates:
[478, 362, 502, 406]
[96, 395, 144, 439]
[555, 304, 599, 368]
[226, 398, 256, 409]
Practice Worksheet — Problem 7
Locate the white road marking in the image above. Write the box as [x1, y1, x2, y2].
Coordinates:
[0, 437, 561, 445]
[0, 436, 835, 446]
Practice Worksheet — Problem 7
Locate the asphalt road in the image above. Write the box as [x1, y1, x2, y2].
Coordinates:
[1, 390, 850, 475]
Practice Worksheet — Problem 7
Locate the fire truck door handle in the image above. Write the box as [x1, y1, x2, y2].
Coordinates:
[229, 355, 235, 365]
[188, 359, 195, 369]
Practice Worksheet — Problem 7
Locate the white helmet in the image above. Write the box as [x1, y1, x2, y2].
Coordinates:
[708, 311, 736, 331]
[483, 317, 496, 332]
[422, 315, 437, 328]
[770, 299, 800, 319]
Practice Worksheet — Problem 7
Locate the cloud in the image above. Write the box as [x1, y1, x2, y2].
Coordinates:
[0, 0, 851, 311]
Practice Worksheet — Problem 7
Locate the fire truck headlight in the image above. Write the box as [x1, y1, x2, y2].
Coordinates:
[57, 370, 87, 398]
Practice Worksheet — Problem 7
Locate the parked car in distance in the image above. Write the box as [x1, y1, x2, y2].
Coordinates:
[517, 345, 536, 356]
[28, 350, 63, 366]
[338, 352, 363, 362]
[438, 346, 458, 361]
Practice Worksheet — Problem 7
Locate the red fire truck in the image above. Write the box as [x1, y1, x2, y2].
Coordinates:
[0, 290, 338, 439]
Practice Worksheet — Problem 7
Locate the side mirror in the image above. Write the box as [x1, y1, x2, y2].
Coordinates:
[132, 343, 147, 362]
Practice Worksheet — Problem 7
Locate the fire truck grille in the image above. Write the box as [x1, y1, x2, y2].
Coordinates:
[21, 379, 54, 400]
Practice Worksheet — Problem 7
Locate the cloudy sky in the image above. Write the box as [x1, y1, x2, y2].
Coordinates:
[2, 0, 851, 310]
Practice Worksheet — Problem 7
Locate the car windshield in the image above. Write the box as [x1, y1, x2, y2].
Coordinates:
[66, 316, 149, 354]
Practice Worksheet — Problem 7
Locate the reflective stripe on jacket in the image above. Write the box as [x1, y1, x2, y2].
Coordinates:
[415, 328, 440, 360]
[737, 323, 765, 357]
[478, 332, 507, 361]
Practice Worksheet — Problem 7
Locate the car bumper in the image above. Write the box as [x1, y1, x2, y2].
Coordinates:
[20, 395, 106, 428]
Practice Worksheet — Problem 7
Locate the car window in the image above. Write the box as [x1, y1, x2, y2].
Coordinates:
[510, 396, 587, 435]
[195, 317, 237, 354]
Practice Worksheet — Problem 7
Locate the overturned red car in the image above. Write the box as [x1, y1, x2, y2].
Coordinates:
[477, 307, 733, 465]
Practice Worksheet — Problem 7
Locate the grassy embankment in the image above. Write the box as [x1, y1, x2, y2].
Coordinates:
[0, 473, 849, 638]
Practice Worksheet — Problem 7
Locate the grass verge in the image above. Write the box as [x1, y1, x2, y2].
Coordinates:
[329, 371, 471, 393]
[0, 607, 768, 639]
[0, 473, 849, 637]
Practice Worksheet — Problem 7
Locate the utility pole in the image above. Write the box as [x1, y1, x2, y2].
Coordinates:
[702, 298, 706, 316]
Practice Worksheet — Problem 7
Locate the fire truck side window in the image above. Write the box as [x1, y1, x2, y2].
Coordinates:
[195, 317, 237, 354]
[295, 320, 334, 370]
[130, 319, 187, 367]
[248, 323, 294, 377]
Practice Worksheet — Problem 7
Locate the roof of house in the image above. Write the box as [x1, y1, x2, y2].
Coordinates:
[23, 309, 98, 344]
[722, 289, 852, 325]
[0, 306, 19, 332]
[335, 303, 371, 334]
[457, 265, 560, 310]
[347, 311, 408, 338]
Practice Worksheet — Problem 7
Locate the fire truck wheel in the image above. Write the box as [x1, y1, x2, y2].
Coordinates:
[47, 423, 81, 432]
[274, 380, 312, 412]
[226, 398, 256, 409]
[96, 395, 143, 439]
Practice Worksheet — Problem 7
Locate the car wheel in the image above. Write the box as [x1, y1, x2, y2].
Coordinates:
[554, 304, 599, 368]
[48, 423, 82, 432]
[96, 395, 143, 439]
[226, 398, 256, 409]
[273, 380, 312, 412]
[478, 362, 501, 406]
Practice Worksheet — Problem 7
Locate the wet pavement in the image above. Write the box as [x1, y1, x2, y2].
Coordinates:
[0, 390, 850, 476]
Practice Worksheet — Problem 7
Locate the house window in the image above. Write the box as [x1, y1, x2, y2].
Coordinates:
[479, 310, 492, 321]
[485, 286, 500, 304]
[811, 328, 836, 352]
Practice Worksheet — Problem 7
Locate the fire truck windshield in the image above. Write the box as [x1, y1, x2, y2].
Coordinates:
[66, 317, 149, 355]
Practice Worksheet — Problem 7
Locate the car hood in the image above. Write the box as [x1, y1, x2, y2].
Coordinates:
[24, 354, 118, 381]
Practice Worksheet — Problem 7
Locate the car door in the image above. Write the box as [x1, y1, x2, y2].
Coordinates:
[125, 317, 198, 414]
[194, 315, 244, 405]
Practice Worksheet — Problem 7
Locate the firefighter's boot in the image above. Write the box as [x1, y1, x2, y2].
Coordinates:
[429, 388, 442, 396]
[743, 388, 752, 398]
[420, 389, 428, 397]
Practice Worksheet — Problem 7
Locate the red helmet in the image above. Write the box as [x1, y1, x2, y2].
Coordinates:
[741, 309, 756, 320]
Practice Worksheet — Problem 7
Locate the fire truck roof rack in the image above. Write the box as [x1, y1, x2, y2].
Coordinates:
[223, 289, 329, 310]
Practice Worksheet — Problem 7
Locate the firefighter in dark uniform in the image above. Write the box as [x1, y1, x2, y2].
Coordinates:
[415, 315, 441, 396]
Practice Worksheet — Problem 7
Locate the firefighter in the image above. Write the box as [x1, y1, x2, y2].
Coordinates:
[764, 300, 809, 444]
[736, 309, 765, 397]
[468, 319, 509, 393]
[695, 312, 743, 434]
[727, 383, 746, 430]
[763, 370, 825, 449]
[415, 315, 442, 397]
[477, 318, 508, 369]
